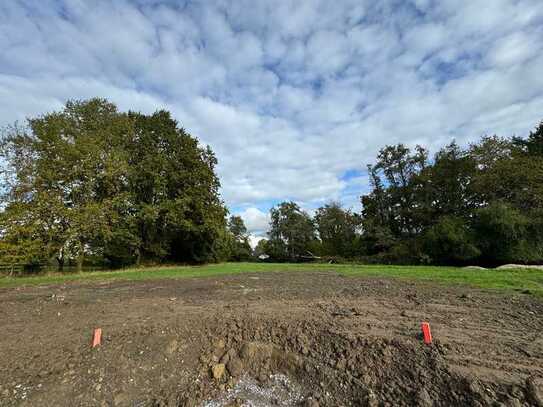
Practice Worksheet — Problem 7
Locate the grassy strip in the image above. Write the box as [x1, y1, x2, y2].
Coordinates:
[0, 262, 542, 297]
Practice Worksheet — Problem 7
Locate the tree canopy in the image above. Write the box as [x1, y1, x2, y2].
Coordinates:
[0, 99, 228, 270]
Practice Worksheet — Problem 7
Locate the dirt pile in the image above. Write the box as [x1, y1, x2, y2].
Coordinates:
[197, 318, 534, 406]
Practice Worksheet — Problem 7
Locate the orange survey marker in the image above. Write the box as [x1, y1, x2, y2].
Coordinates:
[421, 322, 432, 344]
[92, 328, 102, 348]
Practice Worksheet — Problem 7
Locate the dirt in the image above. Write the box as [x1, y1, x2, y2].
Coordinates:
[0, 270, 542, 406]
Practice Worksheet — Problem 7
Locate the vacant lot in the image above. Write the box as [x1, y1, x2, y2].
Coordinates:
[0, 264, 542, 406]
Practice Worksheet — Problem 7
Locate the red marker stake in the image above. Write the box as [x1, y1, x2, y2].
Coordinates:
[421, 322, 432, 344]
[92, 328, 102, 348]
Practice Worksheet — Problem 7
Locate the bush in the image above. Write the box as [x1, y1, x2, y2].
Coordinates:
[422, 216, 480, 265]
[472, 203, 541, 265]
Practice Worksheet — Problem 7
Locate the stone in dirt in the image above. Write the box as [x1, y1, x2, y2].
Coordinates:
[303, 397, 319, 407]
[165, 339, 178, 355]
[227, 357, 244, 377]
[212, 364, 226, 381]
[526, 376, 543, 406]
[417, 388, 432, 407]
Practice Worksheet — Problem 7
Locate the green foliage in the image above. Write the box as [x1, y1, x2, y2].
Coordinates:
[315, 202, 360, 257]
[514, 121, 543, 157]
[227, 215, 252, 261]
[362, 144, 428, 237]
[472, 203, 540, 264]
[253, 239, 269, 258]
[268, 202, 317, 261]
[361, 122, 543, 266]
[0, 99, 228, 270]
[125, 110, 227, 264]
[423, 216, 480, 265]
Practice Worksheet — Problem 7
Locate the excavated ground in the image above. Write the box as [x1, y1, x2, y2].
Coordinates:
[0, 270, 542, 406]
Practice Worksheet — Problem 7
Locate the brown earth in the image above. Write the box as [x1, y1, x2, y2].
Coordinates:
[0, 271, 542, 406]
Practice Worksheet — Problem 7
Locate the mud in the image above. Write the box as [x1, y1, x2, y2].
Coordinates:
[0, 271, 542, 406]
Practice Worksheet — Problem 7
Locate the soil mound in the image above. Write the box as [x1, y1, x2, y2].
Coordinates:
[196, 318, 531, 406]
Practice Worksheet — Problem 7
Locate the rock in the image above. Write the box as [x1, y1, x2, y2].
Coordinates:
[165, 339, 178, 355]
[214, 339, 225, 349]
[211, 364, 226, 381]
[226, 357, 243, 377]
[240, 342, 259, 360]
[506, 398, 522, 407]
[303, 397, 319, 407]
[335, 358, 346, 370]
[240, 342, 274, 365]
[416, 388, 432, 407]
[365, 390, 379, 407]
[113, 393, 129, 406]
[219, 352, 230, 365]
[526, 375, 543, 406]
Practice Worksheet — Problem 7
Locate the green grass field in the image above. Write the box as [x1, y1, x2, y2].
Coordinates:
[0, 262, 542, 297]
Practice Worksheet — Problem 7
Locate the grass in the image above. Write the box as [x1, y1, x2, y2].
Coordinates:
[0, 262, 542, 297]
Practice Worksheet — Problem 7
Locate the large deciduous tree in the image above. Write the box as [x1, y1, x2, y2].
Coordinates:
[0, 99, 228, 270]
[267, 202, 317, 261]
[315, 202, 359, 257]
[227, 215, 252, 261]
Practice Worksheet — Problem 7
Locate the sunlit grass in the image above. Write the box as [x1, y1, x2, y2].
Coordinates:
[0, 262, 542, 298]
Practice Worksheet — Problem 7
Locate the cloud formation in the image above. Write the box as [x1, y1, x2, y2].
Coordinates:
[1, 0, 543, 237]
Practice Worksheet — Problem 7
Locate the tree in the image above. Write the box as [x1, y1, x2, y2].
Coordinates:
[514, 121, 543, 157]
[125, 110, 227, 264]
[422, 216, 480, 265]
[315, 202, 359, 257]
[361, 144, 428, 258]
[0, 99, 132, 271]
[418, 142, 477, 222]
[472, 203, 542, 265]
[253, 238, 269, 258]
[469, 136, 543, 212]
[0, 99, 228, 270]
[359, 125, 543, 265]
[267, 202, 317, 260]
[227, 215, 252, 261]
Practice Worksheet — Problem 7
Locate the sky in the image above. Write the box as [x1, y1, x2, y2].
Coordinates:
[2, 0, 543, 243]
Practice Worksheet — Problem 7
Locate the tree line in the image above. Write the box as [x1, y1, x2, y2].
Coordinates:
[0, 99, 239, 271]
[0, 98, 542, 272]
[261, 123, 543, 266]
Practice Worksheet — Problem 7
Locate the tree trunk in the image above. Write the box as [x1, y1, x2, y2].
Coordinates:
[76, 239, 84, 273]
[135, 247, 141, 267]
[57, 248, 65, 272]
[57, 257, 64, 272]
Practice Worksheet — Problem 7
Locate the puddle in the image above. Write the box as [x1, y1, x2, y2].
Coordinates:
[203, 373, 304, 407]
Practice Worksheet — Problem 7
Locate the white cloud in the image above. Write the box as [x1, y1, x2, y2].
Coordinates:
[236, 207, 270, 237]
[487, 31, 541, 67]
[1, 0, 543, 216]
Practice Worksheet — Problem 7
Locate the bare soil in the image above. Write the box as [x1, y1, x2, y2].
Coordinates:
[0, 271, 542, 406]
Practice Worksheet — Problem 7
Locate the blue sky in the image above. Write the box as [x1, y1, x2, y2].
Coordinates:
[2, 0, 543, 241]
